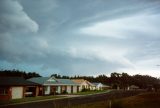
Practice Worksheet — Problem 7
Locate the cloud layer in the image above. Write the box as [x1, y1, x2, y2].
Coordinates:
[1, 0, 160, 77]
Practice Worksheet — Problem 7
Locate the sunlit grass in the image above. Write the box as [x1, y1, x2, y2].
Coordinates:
[74, 90, 110, 95]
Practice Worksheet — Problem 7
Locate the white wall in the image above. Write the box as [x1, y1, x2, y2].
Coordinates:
[57, 86, 61, 94]
[90, 86, 96, 90]
[79, 86, 82, 91]
[44, 86, 50, 95]
[79, 81, 89, 91]
[67, 86, 71, 94]
[95, 83, 103, 90]
[73, 86, 77, 93]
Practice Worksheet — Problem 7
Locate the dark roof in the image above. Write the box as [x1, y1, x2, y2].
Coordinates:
[0, 77, 40, 86]
[28, 77, 79, 85]
[28, 77, 50, 85]
[92, 82, 104, 86]
[92, 82, 100, 86]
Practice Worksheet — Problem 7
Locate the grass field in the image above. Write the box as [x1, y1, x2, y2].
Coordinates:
[0, 90, 109, 106]
[0, 95, 66, 105]
[70, 92, 160, 108]
[74, 90, 110, 95]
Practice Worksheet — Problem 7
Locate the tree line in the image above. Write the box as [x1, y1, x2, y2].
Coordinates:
[0, 69, 41, 79]
[51, 72, 160, 89]
[0, 69, 160, 89]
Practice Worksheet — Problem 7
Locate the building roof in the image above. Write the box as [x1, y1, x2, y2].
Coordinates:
[71, 79, 86, 84]
[57, 79, 78, 85]
[72, 79, 94, 86]
[0, 77, 40, 86]
[28, 77, 52, 85]
[28, 77, 61, 85]
[28, 77, 78, 86]
[92, 82, 101, 86]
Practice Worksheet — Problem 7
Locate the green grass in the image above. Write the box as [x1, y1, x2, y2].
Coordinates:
[0, 90, 110, 106]
[0, 95, 66, 105]
[74, 90, 110, 95]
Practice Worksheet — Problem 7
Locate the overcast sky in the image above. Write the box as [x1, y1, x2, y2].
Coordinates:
[1, 0, 160, 77]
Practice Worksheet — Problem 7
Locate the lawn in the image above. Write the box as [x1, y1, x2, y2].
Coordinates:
[0, 95, 66, 106]
[74, 90, 111, 95]
[70, 92, 160, 108]
[0, 90, 110, 106]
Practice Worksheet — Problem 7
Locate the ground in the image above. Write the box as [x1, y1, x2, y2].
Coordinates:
[71, 92, 160, 108]
[0, 90, 146, 108]
[111, 92, 160, 108]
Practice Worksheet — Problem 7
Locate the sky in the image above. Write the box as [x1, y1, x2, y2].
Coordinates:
[1, 0, 160, 77]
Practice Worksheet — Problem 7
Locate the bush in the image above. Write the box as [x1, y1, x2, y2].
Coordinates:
[62, 90, 68, 94]
[81, 88, 90, 92]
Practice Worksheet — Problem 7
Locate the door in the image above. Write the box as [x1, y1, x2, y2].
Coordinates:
[12, 87, 23, 99]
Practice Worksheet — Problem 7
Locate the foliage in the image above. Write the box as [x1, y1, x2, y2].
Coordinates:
[81, 88, 90, 92]
[0, 69, 41, 79]
[1, 69, 160, 89]
[52, 72, 160, 90]
[62, 90, 68, 94]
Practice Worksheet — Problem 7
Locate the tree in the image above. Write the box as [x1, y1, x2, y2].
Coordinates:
[0, 69, 41, 79]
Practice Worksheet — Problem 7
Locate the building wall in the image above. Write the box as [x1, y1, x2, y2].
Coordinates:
[90, 86, 96, 90]
[61, 86, 67, 93]
[73, 86, 77, 93]
[35, 86, 39, 96]
[79, 81, 89, 91]
[0, 87, 11, 100]
[79, 86, 82, 91]
[67, 86, 71, 94]
[57, 86, 61, 94]
[44, 86, 50, 95]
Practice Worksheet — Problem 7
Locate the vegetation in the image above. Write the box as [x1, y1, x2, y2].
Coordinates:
[0, 95, 66, 105]
[74, 90, 109, 95]
[111, 92, 160, 108]
[1, 69, 160, 90]
[52, 72, 160, 90]
[0, 69, 41, 79]
[69, 92, 160, 108]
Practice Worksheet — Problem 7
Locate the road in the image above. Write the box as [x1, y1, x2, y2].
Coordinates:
[0, 90, 144, 108]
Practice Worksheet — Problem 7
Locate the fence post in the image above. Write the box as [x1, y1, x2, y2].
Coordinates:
[109, 100, 112, 108]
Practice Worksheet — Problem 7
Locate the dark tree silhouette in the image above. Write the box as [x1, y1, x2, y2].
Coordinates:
[0, 69, 41, 79]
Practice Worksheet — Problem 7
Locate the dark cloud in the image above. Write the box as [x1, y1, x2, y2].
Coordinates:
[1, 0, 160, 77]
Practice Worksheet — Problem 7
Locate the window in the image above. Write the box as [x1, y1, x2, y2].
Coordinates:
[0, 88, 8, 95]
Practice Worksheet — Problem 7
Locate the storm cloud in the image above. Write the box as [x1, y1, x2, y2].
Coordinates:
[1, 0, 160, 77]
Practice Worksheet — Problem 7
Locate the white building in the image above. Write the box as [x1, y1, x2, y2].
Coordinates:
[28, 76, 79, 95]
[72, 79, 93, 91]
[92, 83, 103, 90]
